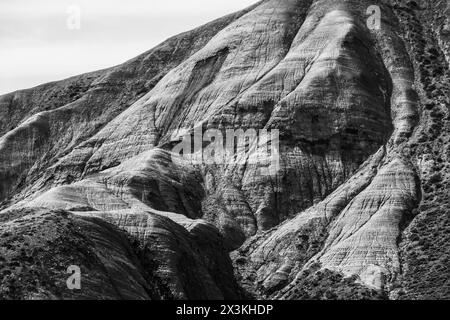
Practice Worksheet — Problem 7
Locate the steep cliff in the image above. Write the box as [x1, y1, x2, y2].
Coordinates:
[0, 0, 448, 300]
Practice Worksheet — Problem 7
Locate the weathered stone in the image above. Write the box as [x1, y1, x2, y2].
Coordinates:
[0, 0, 449, 300]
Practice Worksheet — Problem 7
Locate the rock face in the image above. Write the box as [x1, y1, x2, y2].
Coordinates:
[0, 0, 449, 299]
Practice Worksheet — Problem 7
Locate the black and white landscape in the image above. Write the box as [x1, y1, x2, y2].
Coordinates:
[0, 0, 449, 300]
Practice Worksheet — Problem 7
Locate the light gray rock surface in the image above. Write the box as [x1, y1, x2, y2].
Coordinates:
[0, 0, 449, 299]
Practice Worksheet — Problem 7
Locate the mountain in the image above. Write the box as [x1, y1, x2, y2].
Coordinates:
[0, 0, 449, 300]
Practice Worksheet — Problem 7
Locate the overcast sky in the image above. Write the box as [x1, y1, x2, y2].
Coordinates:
[0, 0, 257, 95]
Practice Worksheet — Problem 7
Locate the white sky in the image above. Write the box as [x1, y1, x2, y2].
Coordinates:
[0, 0, 258, 95]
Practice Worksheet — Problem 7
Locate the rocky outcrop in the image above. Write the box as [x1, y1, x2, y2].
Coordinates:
[0, 0, 448, 299]
[387, 0, 450, 299]
[0, 206, 240, 300]
[0, 3, 259, 205]
[0, 208, 160, 300]
[3, 149, 240, 299]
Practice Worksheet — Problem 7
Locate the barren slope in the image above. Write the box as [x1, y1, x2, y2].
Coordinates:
[0, 0, 449, 299]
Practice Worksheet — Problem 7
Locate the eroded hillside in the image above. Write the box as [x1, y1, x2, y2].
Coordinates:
[0, 0, 449, 300]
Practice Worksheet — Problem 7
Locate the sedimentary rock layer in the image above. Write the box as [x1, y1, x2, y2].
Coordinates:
[0, 0, 448, 299]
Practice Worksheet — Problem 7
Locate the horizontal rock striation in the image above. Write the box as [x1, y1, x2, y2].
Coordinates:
[0, 4, 259, 206]
[0, 0, 448, 299]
